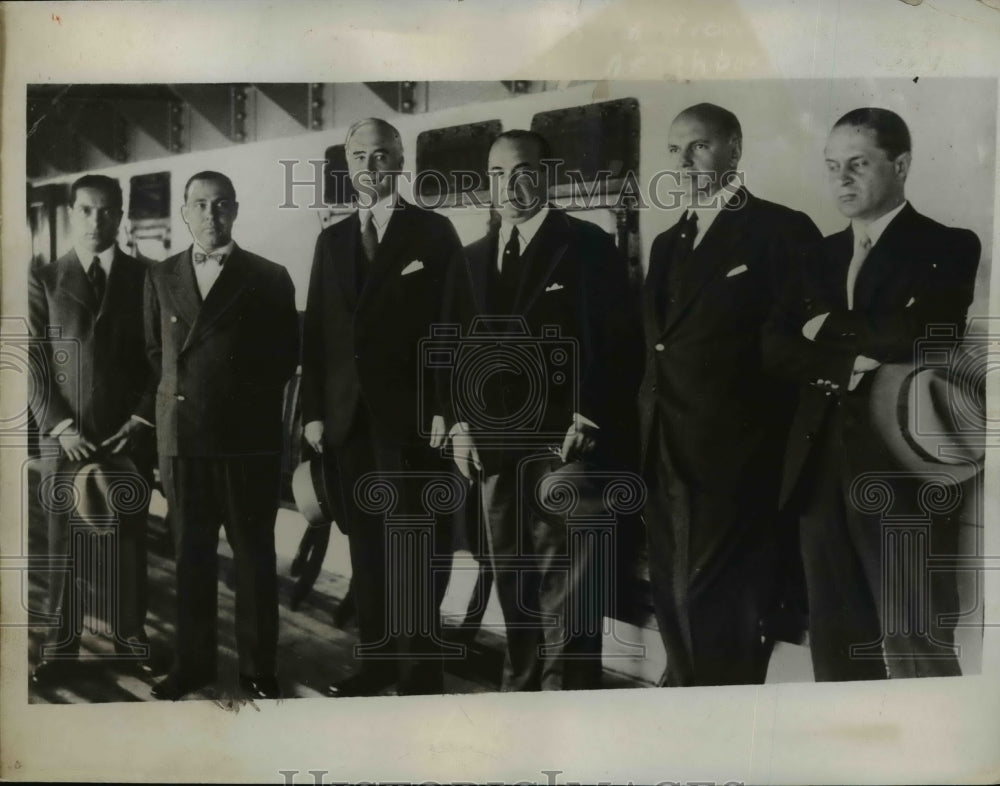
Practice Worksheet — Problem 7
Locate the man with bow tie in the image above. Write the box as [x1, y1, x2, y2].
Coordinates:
[29, 174, 156, 685]
[441, 130, 641, 690]
[301, 118, 462, 697]
[638, 104, 822, 687]
[764, 108, 980, 680]
[143, 171, 299, 700]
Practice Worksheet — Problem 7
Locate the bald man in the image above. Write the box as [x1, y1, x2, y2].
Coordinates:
[638, 103, 822, 686]
[301, 118, 462, 697]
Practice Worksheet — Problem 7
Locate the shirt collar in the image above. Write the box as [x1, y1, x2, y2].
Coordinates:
[192, 239, 235, 261]
[852, 200, 908, 247]
[499, 204, 550, 249]
[360, 191, 398, 230]
[686, 180, 742, 222]
[76, 244, 116, 274]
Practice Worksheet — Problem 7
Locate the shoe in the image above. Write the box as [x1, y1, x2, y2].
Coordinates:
[239, 674, 281, 700]
[31, 658, 78, 686]
[151, 671, 214, 701]
[324, 671, 395, 698]
[114, 636, 159, 676]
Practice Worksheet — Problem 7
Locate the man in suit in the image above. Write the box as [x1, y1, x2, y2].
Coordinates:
[639, 104, 822, 687]
[143, 171, 299, 700]
[764, 108, 980, 680]
[29, 174, 156, 684]
[301, 118, 462, 697]
[443, 130, 641, 691]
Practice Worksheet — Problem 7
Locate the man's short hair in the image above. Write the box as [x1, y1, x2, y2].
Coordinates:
[833, 108, 912, 161]
[184, 171, 237, 202]
[344, 117, 404, 154]
[491, 129, 554, 163]
[70, 174, 123, 210]
[677, 103, 743, 145]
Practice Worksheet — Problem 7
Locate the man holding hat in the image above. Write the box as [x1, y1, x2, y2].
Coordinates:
[764, 108, 981, 680]
[28, 174, 156, 684]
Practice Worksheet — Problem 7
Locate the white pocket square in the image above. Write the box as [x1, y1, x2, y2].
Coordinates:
[400, 260, 425, 275]
[726, 264, 749, 278]
[906, 296, 916, 308]
[545, 282, 565, 292]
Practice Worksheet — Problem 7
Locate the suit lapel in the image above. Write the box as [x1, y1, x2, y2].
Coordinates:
[658, 195, 751, 337]
[516, 209, 570, 313]
[95, 248, 129, 325]
[357, 198, 416, 312]
[466, 233, 494, 314]
[183, 244, 252, 351]
[853, 203, 919, 311]
[58, 249, 99, 314]
[337, 213, 361, 309]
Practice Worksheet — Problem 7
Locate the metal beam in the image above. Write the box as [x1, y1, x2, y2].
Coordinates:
[363, 81, 420, 114]
[169, 83, 248, 143]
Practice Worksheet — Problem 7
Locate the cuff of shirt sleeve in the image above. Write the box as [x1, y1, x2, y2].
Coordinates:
[49, 418, 74, 438]
[573, 412, 599, 430]
[130, 414, 154, 428]
[449, 421, 471, 439]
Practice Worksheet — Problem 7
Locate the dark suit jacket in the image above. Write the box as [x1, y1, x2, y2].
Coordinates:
[142, 244, 299, 457]
[763, 202, 981, 508]
[639, 188, 822, 494]
[28, 247, 152, 443]
[441, 208, 642, 472]
[301, 198, 462, 446]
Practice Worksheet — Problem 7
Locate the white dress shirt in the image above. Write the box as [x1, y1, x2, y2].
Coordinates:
[359, 191, 398, 243]
[684, 180, 743, 250]
[496, 205, 550, 272]
[191, 239, 234, 300]
[75, 243, 115, 281]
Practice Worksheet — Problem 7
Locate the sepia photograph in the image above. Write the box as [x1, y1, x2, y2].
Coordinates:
[2, 1, 999, 783]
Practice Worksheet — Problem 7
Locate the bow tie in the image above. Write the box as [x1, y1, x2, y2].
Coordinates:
[194, 251, 225, 265]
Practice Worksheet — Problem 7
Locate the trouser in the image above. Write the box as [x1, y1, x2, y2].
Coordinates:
[643, 418, 776, 687]
[479, 452, 604, 691]
[800, 398, 962, 681]
[331, 411, 453, 693]
[160, 454, 281, 680]
[39, 453, 151, 658]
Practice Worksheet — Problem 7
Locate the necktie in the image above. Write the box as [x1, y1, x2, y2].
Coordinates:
[88, 256, 106, 306]
[360, 213, 378, 263]
[193, 251, 225, 265]
[846, 229, 872, 310]
[657, 211, 699, 319]
[498, 226, 523, 310]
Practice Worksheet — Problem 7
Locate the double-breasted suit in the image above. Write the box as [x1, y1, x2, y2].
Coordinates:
[639, 187, 821, 686]
[763, 202, 980, 680]
[442, 208, 642, 690]
[143, 244, 298, 683]
[29, 247, 154, 656]
[301, 197, 462, 694]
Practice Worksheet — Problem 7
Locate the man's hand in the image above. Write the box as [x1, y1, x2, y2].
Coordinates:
[450, 422, 481, 481]
[848, 354, 882, 391]
[304, 420, 325, 454]
[559, 421, 597, 463]
[429, 415, 447, 449]
[100, 418, 149, 455]
[59, 430, 96, 462]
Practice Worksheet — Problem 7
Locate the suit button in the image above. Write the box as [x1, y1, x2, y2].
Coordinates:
[654, 343, 665, 352]
[170, 316, 178, 323]
[805, 433, 814, 441]
[176, 394, 186, 401]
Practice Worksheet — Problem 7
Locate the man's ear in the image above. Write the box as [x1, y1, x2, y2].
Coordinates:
[729, 136, 743, 169]
[180, 203, 189, 226]
[893, 150, 912, 183]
